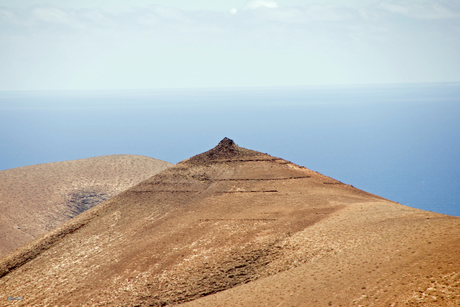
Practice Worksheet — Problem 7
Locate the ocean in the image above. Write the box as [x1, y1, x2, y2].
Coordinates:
[1, 82, 459, 216]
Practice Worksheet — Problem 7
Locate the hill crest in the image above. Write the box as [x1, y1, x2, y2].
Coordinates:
[180, 137, 265, 166]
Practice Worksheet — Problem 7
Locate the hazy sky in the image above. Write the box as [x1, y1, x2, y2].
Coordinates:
[1, 0, 459, 90]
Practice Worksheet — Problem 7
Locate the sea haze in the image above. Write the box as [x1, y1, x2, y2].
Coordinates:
[1, 83, 459, 216]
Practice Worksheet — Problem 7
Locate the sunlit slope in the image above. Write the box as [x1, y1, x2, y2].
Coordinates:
[0, 139, 458, 306]
[0, 155, 173, 257]
[183, 197, 460, 306]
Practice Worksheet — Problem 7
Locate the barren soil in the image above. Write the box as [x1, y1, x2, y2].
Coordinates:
[0, 139, 458, 306]
[0, 155, 172, 257]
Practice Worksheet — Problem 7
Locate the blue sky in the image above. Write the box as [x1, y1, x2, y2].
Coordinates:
[1, 0, 459, 90]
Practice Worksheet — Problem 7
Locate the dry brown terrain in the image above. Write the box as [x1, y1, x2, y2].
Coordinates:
[0, 138, 459, 306]
[0, 155, 173, 257]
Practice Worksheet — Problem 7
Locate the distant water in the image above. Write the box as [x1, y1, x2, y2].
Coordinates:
[1, 83, 459, 216]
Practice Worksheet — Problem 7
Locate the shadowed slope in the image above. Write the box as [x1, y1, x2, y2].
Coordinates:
[0, 155, 173, 257]
[0, 139, 459, 306]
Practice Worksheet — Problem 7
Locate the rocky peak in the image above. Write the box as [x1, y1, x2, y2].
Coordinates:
[180, 137, 263, 165]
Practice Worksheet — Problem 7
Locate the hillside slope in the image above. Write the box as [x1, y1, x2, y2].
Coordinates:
[0, 138, 458, 306]
[0, 155, 173, 257]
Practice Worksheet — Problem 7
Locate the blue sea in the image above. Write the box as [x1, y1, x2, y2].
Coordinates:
[1, 83, 459, 216]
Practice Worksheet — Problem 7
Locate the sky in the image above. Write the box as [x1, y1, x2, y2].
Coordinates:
[1, 0, 459, 90]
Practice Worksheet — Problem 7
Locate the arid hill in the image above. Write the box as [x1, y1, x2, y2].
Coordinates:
[0, 138, 459, 306]
[0, 155, 173, 257]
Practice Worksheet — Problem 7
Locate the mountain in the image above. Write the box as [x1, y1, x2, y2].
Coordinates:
[0, 155, 173, 257]
[0, 138, 459, 306]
